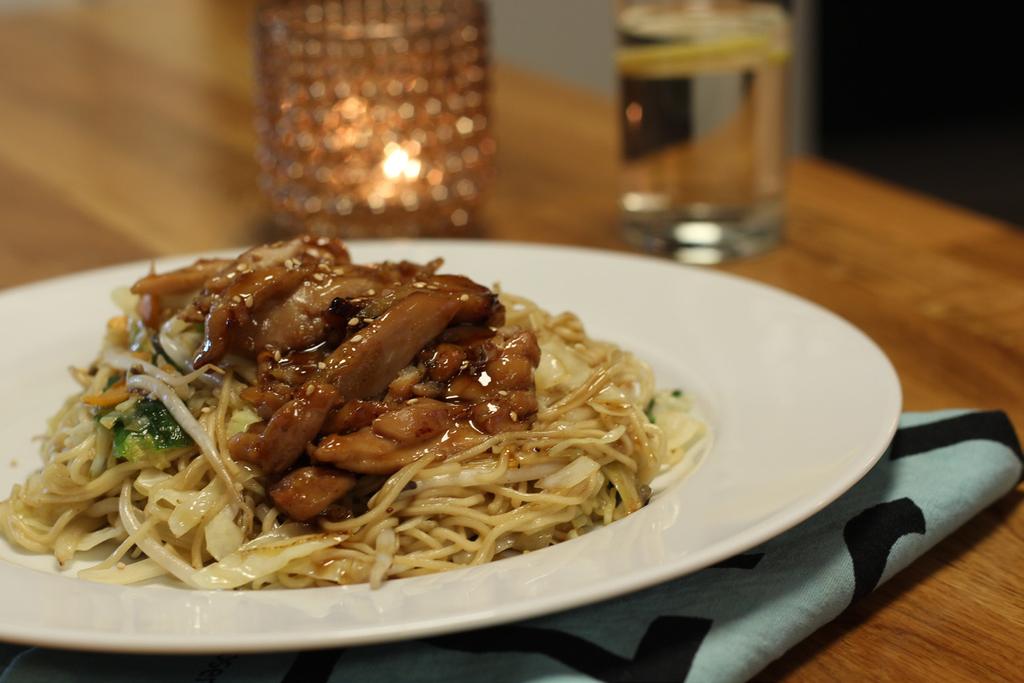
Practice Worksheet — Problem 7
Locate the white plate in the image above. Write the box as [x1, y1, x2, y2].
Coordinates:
[0, 241, 900, 653]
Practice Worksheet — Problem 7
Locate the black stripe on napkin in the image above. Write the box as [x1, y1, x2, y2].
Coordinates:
[843, 498, 926, 605]
[710, 552, 764, 570]
[430, 616, 712, 683]
[280, 649, 343, 683]
[890, 411, 1021, 464]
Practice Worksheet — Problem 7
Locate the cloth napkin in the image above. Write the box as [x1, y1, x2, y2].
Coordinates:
[1, 410, 1020, 683]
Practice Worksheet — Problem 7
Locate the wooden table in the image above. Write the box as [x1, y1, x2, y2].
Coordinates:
[0, 1, 1021, 680]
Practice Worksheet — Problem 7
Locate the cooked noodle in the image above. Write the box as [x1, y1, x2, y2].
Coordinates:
[0, 259, 706, 590]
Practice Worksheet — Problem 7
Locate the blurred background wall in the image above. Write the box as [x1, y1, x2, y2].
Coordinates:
[489, 0, 1022, 227]
[487, 0, 817, 156]
[488, 0, 617, 97]
[816, 3, 1024, 228]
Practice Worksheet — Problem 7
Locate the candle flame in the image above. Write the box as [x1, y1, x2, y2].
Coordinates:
[381, 143, 422, 181]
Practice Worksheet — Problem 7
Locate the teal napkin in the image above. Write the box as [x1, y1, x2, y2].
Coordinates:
[1, 410, 1020, 683]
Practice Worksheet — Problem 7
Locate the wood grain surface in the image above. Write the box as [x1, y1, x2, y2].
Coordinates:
[0, 1, 1021, 680]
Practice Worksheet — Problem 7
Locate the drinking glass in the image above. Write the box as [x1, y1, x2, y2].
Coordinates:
[617, 0, 790, 263]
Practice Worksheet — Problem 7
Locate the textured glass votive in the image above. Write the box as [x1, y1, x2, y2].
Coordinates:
[253, 0, 493, 237]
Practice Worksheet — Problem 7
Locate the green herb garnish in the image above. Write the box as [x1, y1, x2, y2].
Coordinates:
[111, 399, 193, 462]
[645, 398, 656, 424]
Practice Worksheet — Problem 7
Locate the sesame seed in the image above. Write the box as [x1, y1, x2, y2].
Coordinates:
[313, 273, 326, 282]
[317, 362, 327, 370]
[348, 317, 359, 326]
[367, 289, 376, 296]
[334, 267, 346, 275]
[498, 390, 508, 396]
[362, 317, 372, 323]
[231, 295, 242, 304]
[413, 282, 426, 288]
[242, 294, 254, 308]
[235, 263, 246, 272]
[350, 334, 364, 342]
[510, 411, 518, 421]
[305, 385, 315, 396]
[316, 237, 329, 246]
[273, 350, 282, 362]
[459, 294, 469, 301]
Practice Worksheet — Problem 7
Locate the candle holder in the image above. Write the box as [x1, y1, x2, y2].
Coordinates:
[253, 0, 493, 238]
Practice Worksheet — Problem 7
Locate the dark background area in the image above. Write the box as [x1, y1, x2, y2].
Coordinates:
[816, 3, 1024, 227]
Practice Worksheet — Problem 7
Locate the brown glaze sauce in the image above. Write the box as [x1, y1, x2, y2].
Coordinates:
[130, 236, 540, 522]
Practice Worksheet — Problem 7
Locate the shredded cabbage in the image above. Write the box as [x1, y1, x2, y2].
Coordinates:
[132, 469, 172, 496]
[227, 408, 261, 438]
[190, 534, 343, 589]
[650, 390, 707, 466]
[110, 287, 139, 317]
[205, 505, 244, 561]
[165, 479, 222, 537]
[159, 317, 203, 372]
[534, 337, 591, 397]
[537, 455, 600, 491]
